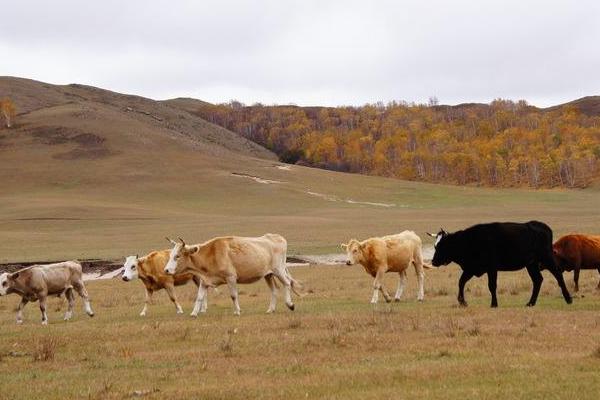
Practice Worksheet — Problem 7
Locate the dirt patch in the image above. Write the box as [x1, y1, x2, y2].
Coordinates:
[231, 172, 282, 184]
[27, 126, 114, 160]
[306, 190, 398, 208]
[0, 259, 122, 275]
[54, 147, 114, 160]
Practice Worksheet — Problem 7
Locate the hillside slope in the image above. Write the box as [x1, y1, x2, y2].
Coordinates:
[1, 77, 599, 263]
[0, 77, 275, 160]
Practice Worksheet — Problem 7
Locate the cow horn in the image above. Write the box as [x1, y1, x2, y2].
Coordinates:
[178, 237, 186, 245]
[166, 237, 177, 245]
[426, 232, 436, 237]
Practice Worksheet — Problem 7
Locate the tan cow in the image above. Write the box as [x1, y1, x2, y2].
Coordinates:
[122, 250, 203, 316]
[163, 234, 301, 316]
[342, 231, 432, 304]
[0, 261, 94, 325]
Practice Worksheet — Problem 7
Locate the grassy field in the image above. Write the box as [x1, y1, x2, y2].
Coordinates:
[2, 154, 600, 262]
[1, 265, 599, 399]
[2, 77, 600, 399]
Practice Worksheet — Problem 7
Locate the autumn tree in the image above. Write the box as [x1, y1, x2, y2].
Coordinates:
[0, 98, 16, 128]
[190, 98, 600, 189]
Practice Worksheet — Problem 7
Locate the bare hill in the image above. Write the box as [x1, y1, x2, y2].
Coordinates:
[544, 96, 600, 116]
[0, 76, 275, 160]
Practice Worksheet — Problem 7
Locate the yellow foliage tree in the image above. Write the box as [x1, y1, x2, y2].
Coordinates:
[1, 98, 16, 128]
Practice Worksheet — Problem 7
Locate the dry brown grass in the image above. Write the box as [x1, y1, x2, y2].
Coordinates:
[1, 265, 600, 399]
[32, 336, 59, 362]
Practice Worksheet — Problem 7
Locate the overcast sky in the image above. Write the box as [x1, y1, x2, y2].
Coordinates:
[2, 0, 599, 107]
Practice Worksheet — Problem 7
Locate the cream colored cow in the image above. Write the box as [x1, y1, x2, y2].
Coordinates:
[163, 234, 302, 316]
[342, 231, 431, 304]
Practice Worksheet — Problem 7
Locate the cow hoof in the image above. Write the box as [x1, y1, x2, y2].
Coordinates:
[16, 320, 23, 325]
[233, 311, 241, 316]
[287, 303, 295, 311]
[417, 298, 424, 303]
[41, 320, 48, 326]
[565, 296, 573, 304]
[459, 302, 468, 308]
[384, 298, 392, 304]
[176, 310, 184, 315]
[525, 302, 535, 307]
[266, 309, 275, 314]
[139, 312, 146, 317]
[87, 312, 95, 317]
[190, 312, 198, 317]
[394, 298, 401, 303]
[491, 304, 498, 308]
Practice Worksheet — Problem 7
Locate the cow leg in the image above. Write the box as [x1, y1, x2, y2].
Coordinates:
[487, 269, 498, 308]
[415, 262, 425, 302]
[265, 274, 278, 313]
[547, 267, 572, 304]
[140, 287, 153, 316]
[16, 297, 28, 324]
[73, 281, 94, 317]
[394, 270, 407, 302]
[372, 269, 391, 304]
[39, 295, 49, 325]
[63, 288, 75, 321]
[457, 271, 473, 307]
[573, 268, 580, 292]
[191, 284, 208, 317]
[192, 276, 208, 313]
[164, 283, 183, 314]
[226, 276, 241, 316]
[525, 264, 543, 306]
[273, 270, 295, 311]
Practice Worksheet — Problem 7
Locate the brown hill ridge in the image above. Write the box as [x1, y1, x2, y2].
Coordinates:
[0, 76, 275, 160]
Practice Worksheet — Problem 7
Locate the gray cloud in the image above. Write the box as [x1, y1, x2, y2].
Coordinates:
[2, 0, 599, 106]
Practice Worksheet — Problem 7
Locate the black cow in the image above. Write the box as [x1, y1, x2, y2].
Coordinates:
[429, 221, 572, 307]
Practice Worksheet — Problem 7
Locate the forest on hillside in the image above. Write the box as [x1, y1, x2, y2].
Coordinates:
[194, 100, 600, 188]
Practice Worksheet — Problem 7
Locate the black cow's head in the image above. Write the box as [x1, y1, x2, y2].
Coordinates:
[427, 228, 452, 267]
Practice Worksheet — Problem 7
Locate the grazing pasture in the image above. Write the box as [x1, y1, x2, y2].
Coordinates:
[1, 265, 599, 399]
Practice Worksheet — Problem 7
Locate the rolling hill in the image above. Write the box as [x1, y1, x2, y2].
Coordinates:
[1, 77, 600, 263]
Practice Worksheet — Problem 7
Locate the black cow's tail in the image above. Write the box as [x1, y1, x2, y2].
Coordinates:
[529, 221, 557, 270]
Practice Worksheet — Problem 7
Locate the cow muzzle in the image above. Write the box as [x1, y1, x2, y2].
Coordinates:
[122, 276, 129, 282]
[345, 261, 352, 266]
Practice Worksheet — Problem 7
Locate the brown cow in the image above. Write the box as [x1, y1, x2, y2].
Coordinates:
[342, 231, 432, 304]
[163, 234, 301, 316]
[0, 261, 94, 325]
[553, 234, 600, 292]
[122, 251, 203, 316]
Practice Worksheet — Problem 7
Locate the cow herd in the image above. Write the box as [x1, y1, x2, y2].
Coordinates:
[1, 220, 600, 325]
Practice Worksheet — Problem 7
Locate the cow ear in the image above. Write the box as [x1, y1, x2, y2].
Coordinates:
[186, 245, 199, 254]
[340, 243, 348, 249]
[10, 272, 19, 279]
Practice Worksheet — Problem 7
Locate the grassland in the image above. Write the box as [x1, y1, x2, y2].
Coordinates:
[1, 265, 599, 399]
[2, 77, 600, 399]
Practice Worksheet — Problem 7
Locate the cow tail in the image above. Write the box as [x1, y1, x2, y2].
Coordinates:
[286, 267, 305, 297]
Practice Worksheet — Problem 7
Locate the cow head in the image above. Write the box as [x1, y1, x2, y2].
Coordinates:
[164, 237, 199, 275]
[428, 228, 452, 267]
[0, 272, 9, 295]
[0, 272, 16, 296]
[122, 255, 139, 281]
[341, 239, 363, 266]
